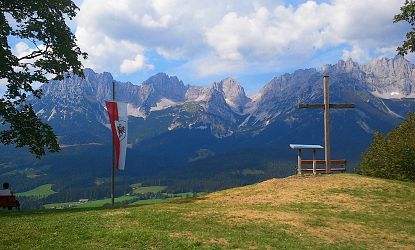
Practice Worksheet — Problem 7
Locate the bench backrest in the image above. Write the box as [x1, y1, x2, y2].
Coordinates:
[0, 196, 17, 207]
[301, 159, 347, 164]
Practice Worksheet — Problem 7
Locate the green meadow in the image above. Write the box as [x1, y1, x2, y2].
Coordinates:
[130, 184, 167, 194]
[1, 174, 414, 249]
[16, 184, 57, 198]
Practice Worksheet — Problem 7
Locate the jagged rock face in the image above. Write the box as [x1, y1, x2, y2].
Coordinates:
[322, 58, 367, 81]
[34, 69, 112, 122]
[216, 78, 251, 113]
[33, 69, 250, 139]
[31, 56, 415, 143]
[319, 56, 415, 99]
[140, 73, 188, 111]
[185, 86, 210, 102]
[206, 82, 237, 122]
[168, 81, 248, 138]
[363, 56, 415, 98]
[247, 68, 319, 125]
[185, 78, 250, 113]
[245, 57, 415, 135]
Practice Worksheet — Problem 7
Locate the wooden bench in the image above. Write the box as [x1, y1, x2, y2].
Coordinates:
[0, 196, 20, 210]
[289, 144, 348, 174]
[300, 159, 347, 173]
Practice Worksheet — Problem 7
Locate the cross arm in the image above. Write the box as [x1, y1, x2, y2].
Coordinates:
[299, 104, 324, 109]
[329, 104, 355, 109]
[299, 103, 355, 109]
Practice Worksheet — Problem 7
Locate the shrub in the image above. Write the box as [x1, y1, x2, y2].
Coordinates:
[359, 113, 415, 181]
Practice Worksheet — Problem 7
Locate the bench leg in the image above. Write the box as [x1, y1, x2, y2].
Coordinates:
[312, 149, 316, 175]
[297, 149, 302, 175]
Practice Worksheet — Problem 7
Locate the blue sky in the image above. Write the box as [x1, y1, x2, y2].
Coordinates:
[6, 0, 412, 95]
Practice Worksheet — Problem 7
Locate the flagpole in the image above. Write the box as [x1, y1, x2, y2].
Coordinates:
[112, 80, 115, 206]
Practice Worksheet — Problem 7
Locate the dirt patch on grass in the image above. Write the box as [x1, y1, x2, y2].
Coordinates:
[307, 221, 415, 249]
[169, 232, 198, 241]
[103, 210, 131, 217]
[203, 237, 229, 245]
[169, 232, 229, 246]
[222, 208, 305, 229]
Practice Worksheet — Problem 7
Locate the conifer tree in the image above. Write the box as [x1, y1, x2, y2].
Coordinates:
[359, 113, 415, 181]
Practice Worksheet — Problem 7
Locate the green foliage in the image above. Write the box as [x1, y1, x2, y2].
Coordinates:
[16, 184, 57, 198]
[359, 113, 415, 181]
[0, 0, 87, 157]
[394, 0, 415, 55]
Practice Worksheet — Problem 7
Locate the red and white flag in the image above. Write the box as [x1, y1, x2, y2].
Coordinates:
[105, 101, 128, 170]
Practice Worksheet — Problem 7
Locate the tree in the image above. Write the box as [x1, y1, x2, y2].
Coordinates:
[359, 113, 415, 182]
[0, 0, 87, 157]
[358, 132, 389, 178]
[394, 0, 415, 55]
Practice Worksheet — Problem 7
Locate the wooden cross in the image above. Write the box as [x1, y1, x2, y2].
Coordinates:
[299, 76, 355, 173]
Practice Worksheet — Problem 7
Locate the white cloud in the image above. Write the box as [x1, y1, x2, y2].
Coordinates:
[75, 0, 409, 78]
[13, 41, 47, 64]
[193, 55, 245, 77]
[342, 45, 372, 63]
[14, 42, 32, 58]
[141, 14, 172, 28]
[205, 2, 331, 62]
[120, 54, 154, 73]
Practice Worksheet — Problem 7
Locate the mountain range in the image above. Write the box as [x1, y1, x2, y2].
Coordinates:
[1, 55, 415, 195]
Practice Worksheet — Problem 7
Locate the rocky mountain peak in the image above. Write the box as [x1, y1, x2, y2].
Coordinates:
[321, 58, 364, 80]
[363, 56, 414, 78]
[209, 78, 250, 113]
[139, 73, 188, 111]
[362, 56, 415, 98]
[142, 72, 181, 87]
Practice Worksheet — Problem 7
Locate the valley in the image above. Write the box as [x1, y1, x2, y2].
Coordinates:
[2, 56, 415, 208]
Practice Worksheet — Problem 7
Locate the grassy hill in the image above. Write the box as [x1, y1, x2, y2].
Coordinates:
[16, 184, 57, 198]
[1, 174, 414, 249]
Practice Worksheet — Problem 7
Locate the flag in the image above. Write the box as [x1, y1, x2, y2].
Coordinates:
[105, 101, 128, 170]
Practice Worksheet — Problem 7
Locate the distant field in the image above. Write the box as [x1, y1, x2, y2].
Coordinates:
[44, 192, 199, 209]
[130, 184, 167, 194]
[44, 195, 136, 209]
[1, 174, 414, 249]
[16, 184, 57, 198]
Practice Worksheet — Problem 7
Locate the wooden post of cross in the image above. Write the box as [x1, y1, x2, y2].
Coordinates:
[299, 76, 355, 173]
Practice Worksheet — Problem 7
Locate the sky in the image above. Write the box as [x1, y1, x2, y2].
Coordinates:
[5, 0, 413, 95]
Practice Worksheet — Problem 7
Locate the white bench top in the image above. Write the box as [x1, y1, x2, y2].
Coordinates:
[289, 144, 324, 149]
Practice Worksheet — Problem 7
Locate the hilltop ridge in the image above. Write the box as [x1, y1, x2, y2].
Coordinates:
[1, 174, 414, 249]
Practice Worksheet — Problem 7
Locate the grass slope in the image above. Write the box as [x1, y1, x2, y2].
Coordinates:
[130, 184, 167, 194]
[16, 184, 57, 198]
[1, 174, 414, 249]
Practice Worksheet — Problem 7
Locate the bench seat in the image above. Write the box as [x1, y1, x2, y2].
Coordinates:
[301, 167, 346, 172]
[300, 159, 347, 164]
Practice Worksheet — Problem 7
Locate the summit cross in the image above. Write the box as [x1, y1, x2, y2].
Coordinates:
[299, 76, 355, 173]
